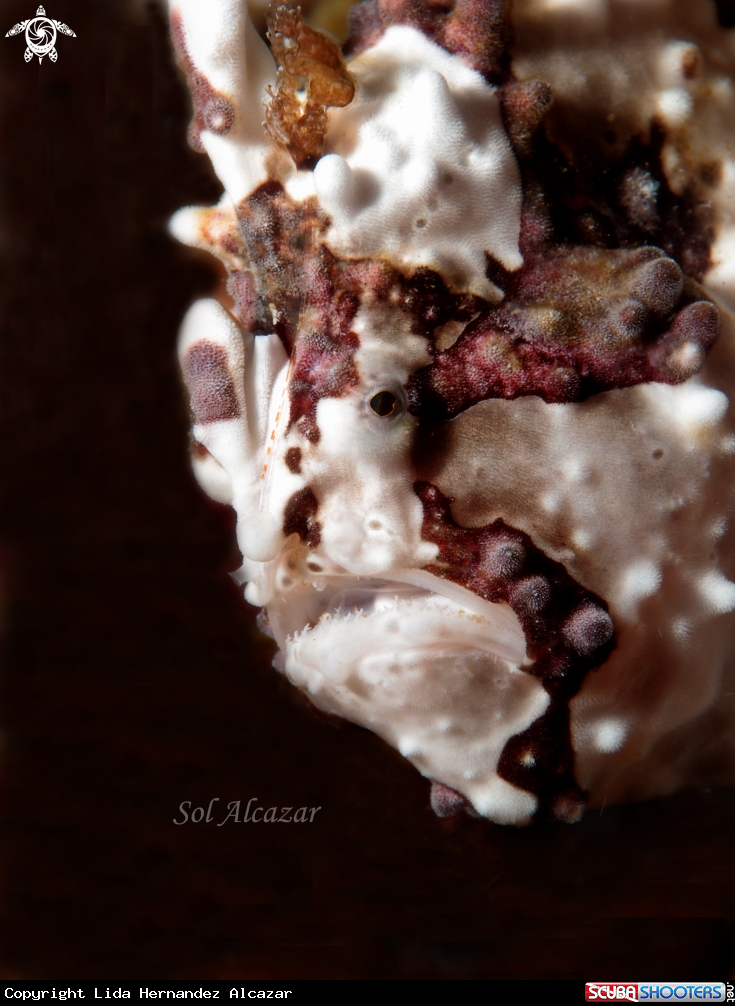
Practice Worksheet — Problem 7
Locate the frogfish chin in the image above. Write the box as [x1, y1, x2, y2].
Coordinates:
[169, 0, 735, 824]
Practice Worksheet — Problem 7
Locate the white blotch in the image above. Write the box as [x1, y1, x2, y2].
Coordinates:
[675, 385, 728, 432]
[540, 491, 561, 513]
[710, 516, 728, 540]
[655, 88, 693, 128]
[667, 341, 704, 375]
[593, 718, 628, 754]
[572, 528, 593, 551]
[542, 0, 606, 16]
[562, 457, 587, 483]
[658, 41, 700, 84]
[707, 227, 735, 308]
[244, 581, 266, 606]
[699, 571, 735, 614]
[398, 736, 420, 757]
[671, 617, 692, 641]
[618, 560, 662, 614]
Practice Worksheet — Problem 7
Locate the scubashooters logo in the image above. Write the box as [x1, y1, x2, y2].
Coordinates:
[585, 985, 726, 1002]
[5, 5, 76, 63]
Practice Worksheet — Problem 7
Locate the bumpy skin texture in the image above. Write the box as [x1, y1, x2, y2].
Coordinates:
[170, 0, 735, 824]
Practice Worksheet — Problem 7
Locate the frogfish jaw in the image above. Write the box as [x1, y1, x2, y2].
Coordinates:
[171, 0, 735, 824]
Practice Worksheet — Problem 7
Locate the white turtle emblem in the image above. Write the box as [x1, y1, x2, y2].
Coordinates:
[5, 5, 76, 64]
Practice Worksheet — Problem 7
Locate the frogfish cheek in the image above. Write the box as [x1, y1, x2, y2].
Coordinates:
[317, 497, 422, 576]
[317, 528, 391, 577]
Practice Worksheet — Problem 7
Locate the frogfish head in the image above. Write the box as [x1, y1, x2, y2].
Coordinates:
[170, 0, 735, 824]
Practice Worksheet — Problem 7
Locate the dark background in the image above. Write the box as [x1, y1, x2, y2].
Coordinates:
[0, 0, 733, 980]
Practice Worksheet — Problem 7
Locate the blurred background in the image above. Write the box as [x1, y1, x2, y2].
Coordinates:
[0, 0, 733, 980]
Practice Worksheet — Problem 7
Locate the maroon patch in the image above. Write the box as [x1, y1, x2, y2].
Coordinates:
[283, 486, 321, 548]
[170, 10, 235, 152]
[289, 324, 360, 443]
[346, 0, 511, 84]
[284, 447, 302, 475]
[407, 247, 719, 420]
[191, 439, 211, 459]
[500, 80, 553, 159]
[430, 781, 468, 819]
[388, 266, 486, 337]
[182, 341, 240, 424]
[203, 96, 235, 136]
[234, 183, 361, 443]
[233, 182, 332, 341]
[414, 481, 615, 821]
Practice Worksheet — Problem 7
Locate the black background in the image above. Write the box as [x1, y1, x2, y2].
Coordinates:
[0, 0, 733, 981]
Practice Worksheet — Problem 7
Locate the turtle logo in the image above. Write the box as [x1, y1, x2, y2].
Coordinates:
[5, 5, 76, 64]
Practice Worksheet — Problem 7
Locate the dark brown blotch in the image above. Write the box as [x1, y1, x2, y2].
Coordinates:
[285, 446, 302, 474]
[283, 486, 321, 547]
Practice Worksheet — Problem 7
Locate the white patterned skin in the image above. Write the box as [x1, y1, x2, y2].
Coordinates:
[171, 0, 735, 824]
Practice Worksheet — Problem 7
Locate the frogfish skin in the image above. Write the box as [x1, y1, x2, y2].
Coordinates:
[169, 0, 735, 824]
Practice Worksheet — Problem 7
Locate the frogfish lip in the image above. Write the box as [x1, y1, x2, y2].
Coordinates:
[265, 566, 528, 669]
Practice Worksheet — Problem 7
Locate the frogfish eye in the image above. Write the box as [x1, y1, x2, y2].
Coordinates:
[369, 390, 399, 417]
